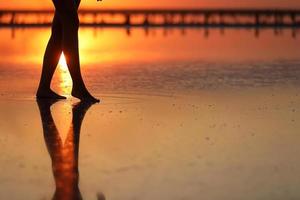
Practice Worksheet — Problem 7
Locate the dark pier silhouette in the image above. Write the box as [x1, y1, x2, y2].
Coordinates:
[1, 8, 300, 28]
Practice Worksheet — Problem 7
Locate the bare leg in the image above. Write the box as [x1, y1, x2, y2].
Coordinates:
[37, 99, 96, 200]
[36, 13, 66, 99]
[54, 0, 99, 102]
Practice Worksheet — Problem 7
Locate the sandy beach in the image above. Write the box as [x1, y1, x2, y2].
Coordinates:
[1, 88, 300, 200]
[0, 28, 300, 199]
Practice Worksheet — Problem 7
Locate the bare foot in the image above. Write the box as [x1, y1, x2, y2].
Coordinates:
[36, 98, 62, 109]
[72, 100, 96, 117]
[71, 87, 100, 103]
[36, 88, 66, 99]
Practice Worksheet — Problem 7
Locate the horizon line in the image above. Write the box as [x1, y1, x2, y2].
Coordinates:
[1, 7, 300, 11]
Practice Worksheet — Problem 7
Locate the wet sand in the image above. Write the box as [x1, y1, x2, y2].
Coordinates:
[0, 28, 300, 199]
[0, 87, 300, 200]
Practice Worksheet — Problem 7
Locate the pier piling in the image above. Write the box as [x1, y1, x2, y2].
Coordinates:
[0, 9, 300, 28]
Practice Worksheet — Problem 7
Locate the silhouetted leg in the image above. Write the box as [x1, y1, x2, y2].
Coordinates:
[72, 101, 95, 134]
[37, 99, 96, 200]
[36, 13, 66, 99]
[71, 101, 95, 168]
[63, 101, 96, 200]
[72, 101, 106, 200]
[37, 99, 102, 200]
[54, 0, 100, 102]
[36, 99, 64, 157]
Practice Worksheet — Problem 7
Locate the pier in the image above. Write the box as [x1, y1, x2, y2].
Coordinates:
[1, 8, 300, 28]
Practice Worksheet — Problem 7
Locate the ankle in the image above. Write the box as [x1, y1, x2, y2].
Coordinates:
[72, 84, 87, 92]
[37, 87, 50, 93]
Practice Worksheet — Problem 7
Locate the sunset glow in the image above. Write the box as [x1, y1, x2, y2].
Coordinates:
[58, 53, 72, 95]
[59, 52, 68, 71]
[1, 0, 300, 9]
[1, 0, 300, 198]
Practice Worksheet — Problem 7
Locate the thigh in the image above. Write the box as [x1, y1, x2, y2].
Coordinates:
[52, 0, 79, 27]
[75, 0, 81, 9]
[52, 0, 78, 12]
[51, 12, 62, 36]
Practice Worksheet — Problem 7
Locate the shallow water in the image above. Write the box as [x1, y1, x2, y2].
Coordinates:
[1, 28, 300, 97]
[0, 27, 300, 200]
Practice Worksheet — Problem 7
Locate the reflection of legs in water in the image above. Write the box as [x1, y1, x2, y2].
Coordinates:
[37, 0, 99, 102]
[37, 99, 98, 200]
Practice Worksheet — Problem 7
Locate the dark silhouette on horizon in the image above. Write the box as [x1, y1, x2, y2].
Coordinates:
[37, 99, 105, 200]
[1, 8, 300, 28]
[1, 8, 299, 39]
[36, 0, 99, 102]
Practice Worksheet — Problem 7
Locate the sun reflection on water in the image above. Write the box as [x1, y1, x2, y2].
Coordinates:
[58, 52, 72, 96]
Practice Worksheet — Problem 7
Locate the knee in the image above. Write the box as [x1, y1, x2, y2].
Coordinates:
[69, 13, 80, 30]
[63, 12, 80, 31]
[51, 24, 63, 40]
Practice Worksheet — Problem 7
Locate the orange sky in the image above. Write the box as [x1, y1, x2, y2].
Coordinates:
[1, 0, 300, 9]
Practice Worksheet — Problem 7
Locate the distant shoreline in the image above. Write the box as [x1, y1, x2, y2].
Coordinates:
[1, 8, 300, 28]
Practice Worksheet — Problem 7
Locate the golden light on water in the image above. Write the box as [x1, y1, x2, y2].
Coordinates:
[51, 102, 73, 144]
[58, 52, 72, 95]
[59, 52, 69, 71]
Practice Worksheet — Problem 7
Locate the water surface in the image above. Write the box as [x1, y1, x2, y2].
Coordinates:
[0, 27, 300, 200]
